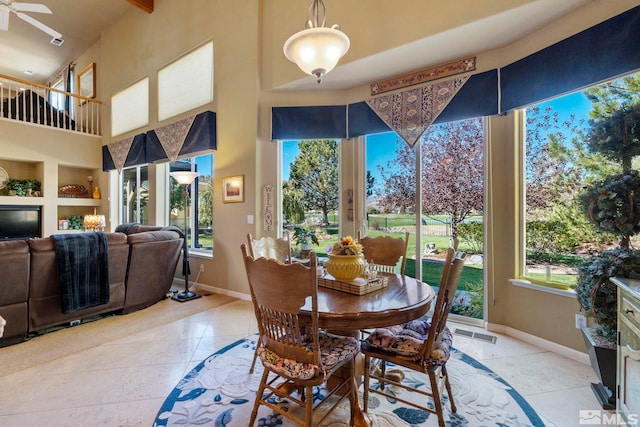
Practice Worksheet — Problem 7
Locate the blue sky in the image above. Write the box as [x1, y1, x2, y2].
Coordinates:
[534, 90, 592, 126]
[282, 134, 401, 184]
[195, 154, 212, 177]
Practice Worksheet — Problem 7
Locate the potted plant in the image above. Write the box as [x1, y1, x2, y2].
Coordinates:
[292, 226, 319, 251]
[67, 215, 84, 230]
[4, 178, 41, 196]
[325, 236, 365, 282]
[575, 101, 640, 409]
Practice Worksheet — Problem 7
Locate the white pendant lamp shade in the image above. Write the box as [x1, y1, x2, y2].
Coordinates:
[283, 0, 350, 84]
[284, 26, 350, 83]
[170, 171, 198, 186]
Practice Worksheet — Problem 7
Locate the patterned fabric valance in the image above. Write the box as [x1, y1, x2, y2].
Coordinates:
[107, 136, 136, 174]
[272, 6, 640, 143]
[102, 110, 217, 172]
[271, 70, 498, 142]
[151, 115, 196, 163]
[366, 77, 468, 147]
[102, 134, 147, 173]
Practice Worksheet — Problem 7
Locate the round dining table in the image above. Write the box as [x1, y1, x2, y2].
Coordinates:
[302, 272, 435, 331]
[300, 272, 436, 427]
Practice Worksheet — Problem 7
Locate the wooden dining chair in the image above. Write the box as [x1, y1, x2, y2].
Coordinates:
[246, 233, 291, 264]
[357, 231, 410, 275]
[361, 247, 466, 427]
[246, 233, 292, 373]
[240, 244, 360, 427]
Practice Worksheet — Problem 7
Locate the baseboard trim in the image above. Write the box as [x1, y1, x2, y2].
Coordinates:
[486, 322, 590, 365]
[193, 283, 252, 302]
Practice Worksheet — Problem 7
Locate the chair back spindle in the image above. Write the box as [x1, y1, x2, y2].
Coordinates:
[419, 248, 465, 360]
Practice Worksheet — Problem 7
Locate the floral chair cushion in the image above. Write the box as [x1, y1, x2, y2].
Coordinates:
[257, 331, 359, 380]
[365, 320, 452, 368]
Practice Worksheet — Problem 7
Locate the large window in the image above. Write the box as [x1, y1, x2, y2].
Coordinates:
[121, 165, 149, 224]
[158, 41, 214, 121]
[281, 139, 340, 256]
[522, 72, 640, 288]
[366, 118, 485, 320]
[169, 154, 213, 255]
[49, 76, 66, 112]
[111, 78, 149, 137]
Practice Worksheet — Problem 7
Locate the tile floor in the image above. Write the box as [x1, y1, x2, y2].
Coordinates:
[0, 295, 604, 427]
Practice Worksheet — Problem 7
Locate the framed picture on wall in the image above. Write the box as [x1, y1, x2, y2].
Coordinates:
[223, 175, 244, 203]
[77, 62, 96, 100]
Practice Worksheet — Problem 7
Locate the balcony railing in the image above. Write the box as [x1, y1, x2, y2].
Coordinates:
[0, 73, 101, 136]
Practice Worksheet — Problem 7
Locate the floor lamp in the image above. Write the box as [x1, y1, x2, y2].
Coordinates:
[169, 171, 202, 302]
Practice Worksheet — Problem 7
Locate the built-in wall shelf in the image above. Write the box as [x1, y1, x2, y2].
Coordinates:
[57, 198, 102, 207]
[0, 196, 44, 206]
[1, 158, 107, 237]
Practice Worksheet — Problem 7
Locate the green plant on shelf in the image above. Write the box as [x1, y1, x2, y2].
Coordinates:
[4, 178, 41, 196]
[67, 215, 84, 230]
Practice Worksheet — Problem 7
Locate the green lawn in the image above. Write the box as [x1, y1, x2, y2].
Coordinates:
[405, 258, 483, 290]
[301, 226, 482, 290]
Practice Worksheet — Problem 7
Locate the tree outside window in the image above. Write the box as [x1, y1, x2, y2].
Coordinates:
[523, 73, 640, 287]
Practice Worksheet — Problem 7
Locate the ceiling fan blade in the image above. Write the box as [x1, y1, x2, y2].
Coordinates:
[16, 12, 61, 38]
[11, 3, 51, 14]
[0, 8, 9, 31]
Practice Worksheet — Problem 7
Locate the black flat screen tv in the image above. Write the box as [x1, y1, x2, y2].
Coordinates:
[0, 205, 42, 240]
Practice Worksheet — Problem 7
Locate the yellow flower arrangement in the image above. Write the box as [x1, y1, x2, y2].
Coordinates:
[330, 236, 363, 256]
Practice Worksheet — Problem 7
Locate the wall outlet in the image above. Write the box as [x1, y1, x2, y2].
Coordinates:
[199, 264, 205, 273]
[575, 313, 587, 329]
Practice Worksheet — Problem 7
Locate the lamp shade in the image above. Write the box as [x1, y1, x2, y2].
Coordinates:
[283, 27, 350, 83]
[170, 171, 198, 186]
[84, 214, 106, 231]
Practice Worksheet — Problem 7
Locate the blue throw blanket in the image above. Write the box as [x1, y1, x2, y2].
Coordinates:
[51, 232, 110, 314]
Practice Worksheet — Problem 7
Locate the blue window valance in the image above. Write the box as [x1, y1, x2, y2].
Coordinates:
[272, 5, 640, 140]
[500, 5, 640, 111]
[272, 70, 498, 140]
[272, 105, 347, 140]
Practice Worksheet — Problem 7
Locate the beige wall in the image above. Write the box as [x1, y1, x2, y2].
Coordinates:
[4, 0, 640, 352]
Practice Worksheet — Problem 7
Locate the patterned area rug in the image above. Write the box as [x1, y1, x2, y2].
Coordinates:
[154, 334, 545, 426]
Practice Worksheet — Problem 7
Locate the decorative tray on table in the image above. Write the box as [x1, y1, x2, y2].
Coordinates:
[318, 274, 389, 295]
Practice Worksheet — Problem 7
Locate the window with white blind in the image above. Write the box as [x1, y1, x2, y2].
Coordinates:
[111, 78, 149, 137]
[158, 41, 213, 121]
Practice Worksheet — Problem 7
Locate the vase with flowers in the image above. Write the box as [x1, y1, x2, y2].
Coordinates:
[326, 236, 366, 282]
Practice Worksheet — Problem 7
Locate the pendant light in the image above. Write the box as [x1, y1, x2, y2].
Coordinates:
[283, 0, 350, 84]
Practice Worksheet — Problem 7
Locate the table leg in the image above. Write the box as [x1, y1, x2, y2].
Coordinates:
[326, 329, 371, 427]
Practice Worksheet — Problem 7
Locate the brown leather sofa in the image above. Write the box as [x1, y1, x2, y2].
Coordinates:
[0, 240, 30, 346]
[122, 230, 183, 313]
[0, 227, 183, 347]
[115, 224, 184, 313]
[28, 232, 130, 332]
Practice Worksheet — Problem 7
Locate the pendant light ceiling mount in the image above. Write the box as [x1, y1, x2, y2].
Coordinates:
[283, 0, 350, 84]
